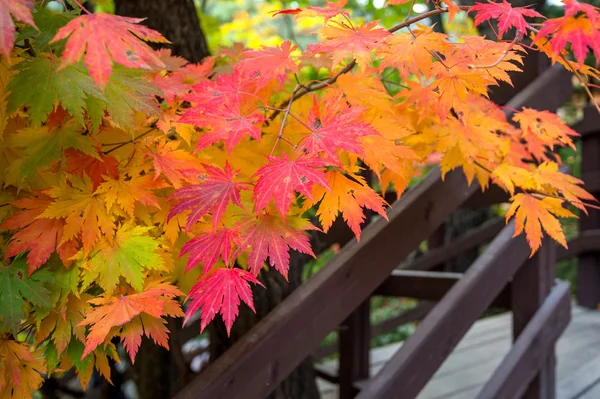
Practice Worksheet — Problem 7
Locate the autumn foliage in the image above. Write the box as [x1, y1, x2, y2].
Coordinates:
[0, 0, 599, 395]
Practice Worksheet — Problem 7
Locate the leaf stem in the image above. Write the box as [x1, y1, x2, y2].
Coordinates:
[102, 127, 157, 155]
[71, 0, 92, 14]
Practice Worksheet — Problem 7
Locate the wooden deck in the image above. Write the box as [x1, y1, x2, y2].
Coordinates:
[317, 305, 600, 399]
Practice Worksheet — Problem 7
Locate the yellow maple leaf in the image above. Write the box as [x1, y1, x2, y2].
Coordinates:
[41, 174, 114, 254]
[0, 338, 46, 399]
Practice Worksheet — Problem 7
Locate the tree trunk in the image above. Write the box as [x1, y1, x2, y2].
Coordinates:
[208, 252, 321, 399]
[114, 0, 210, 63]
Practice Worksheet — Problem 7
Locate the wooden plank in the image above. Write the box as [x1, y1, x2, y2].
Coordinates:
[557, 230, 600, 261]
[314, 301, 435, 360]
[356, 222, 531, 399]
[403, 217, 505, 272]
[174, 168, 479, 399]
[475, 281, 571, 399]
[373, 270, 462, 299]
[511, 239, 557, 398]
[558, 354, 600, 398]
[339, 300, 370, 399]
[575, 375, 600, 399]
[578, 126, 600, 309]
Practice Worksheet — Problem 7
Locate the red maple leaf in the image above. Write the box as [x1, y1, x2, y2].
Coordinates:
[0, 0, 37, 60]
[168, 162, 250, 229]
[236, 213, 315, 278]
[147, 140, 203, 188]
[184, 268, 263, 335]
[272, 0, 350, 21]
[180, 228, 239, 273]
[535, 0, 600, 65]
[1, 194, 77, 274]
[182, 69, 257, 119]
[50, 13, 169, 88]
[237, 41, 299, 87]
[470, 0, 543, 38]
[253, 154, 331, 218]
[298, 96, 378, 163]
[191, 103, 266, 153]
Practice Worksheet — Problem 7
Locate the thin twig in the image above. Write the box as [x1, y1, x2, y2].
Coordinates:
[102, 127, 157, 155]
[70, 0, 91, 14]
[468, 36, 519, 69]
[270, 85, 300, 156]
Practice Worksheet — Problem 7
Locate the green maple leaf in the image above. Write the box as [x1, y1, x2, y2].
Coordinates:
[6, 57, 104, 126]
[81, 225, 165, 293]
[0, 258, 53, 333]
[17, 7, 79, 55]
[102, 67, 163, 129]
[4, 118, 99, 187]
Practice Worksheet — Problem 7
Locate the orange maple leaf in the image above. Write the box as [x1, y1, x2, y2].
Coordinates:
[506, 193, 574, 255]
[146, 139, 204, 188]
[78, 277, 183, 361]
[50, 13, 169, 88]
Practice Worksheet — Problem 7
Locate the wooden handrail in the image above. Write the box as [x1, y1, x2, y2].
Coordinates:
[174, 168, 480, 399]
[402, 216, 505, 271]
[475, 281, 571, 399]
[356, 222, 530, 399]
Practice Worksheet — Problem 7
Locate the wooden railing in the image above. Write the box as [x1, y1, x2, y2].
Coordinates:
[173, 56, 584, 399]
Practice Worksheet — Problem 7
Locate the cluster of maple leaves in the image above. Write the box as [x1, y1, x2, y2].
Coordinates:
[0, 0, 599, 395]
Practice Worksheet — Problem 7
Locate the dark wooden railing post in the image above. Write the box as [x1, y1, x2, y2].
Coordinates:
[339, 300, 370, 399]
[578, 129, 600, 309]
[511, 237, 556, 398]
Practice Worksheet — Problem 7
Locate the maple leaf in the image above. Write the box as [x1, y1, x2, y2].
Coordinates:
[297, 96, 378, 163]
[1, 194, 77, 274]
[64, 149, 120, 190]
[181, 101, 266, 153]
[181, 228, 239, 274]
[535, 1, 600, 66]
[41, 174, 114, 254]
[380, 26, 451, 79]
[308, 21, 391, 71]
[0, 0, 37, 60]
[168, 162, 250, 230]
[6, 56, 104, 126]
[306, 170, 388, 241]
[78, 277, 183, 361]
[184, 267, 263, 335]
[237, 41, 299, 87]
[236, 212, 316, 278]
[36, 293, 92, 356]
[506, 193, 574, 255]
[4, 118, 99, 186]
[79, 224, 166, 293]
[470, 0, 543, 38]
[513, 108, 579, 151]
[272, 0, 350, 21]
[253, 154, 331, 218]
[0, 259, 52, 333]
[96, 172, 163, 217]
[0, 339, 46, 399]
[147, 139, 204, 188]
[50, 13, 168, 89]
